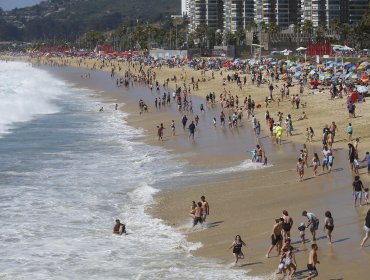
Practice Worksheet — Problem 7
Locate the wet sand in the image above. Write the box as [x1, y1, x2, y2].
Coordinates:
[30, 58, 370, 279]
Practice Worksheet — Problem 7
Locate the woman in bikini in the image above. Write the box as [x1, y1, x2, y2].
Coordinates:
[297, 158, 305, 181]
[229, 235, 246, 264]
[311, 153, 321, 176]
[303, 144, 309, 168]
[324, 211, 334, 244]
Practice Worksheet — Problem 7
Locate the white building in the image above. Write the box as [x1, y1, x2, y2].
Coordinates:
[223, 0, 254, 33]
[188, 0, 224, 33]
[182, 0, 190, 15]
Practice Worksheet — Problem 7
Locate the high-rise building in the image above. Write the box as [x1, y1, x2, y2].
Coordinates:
[254, 0, 276, 25]
[186, 0, 367, 35]
[348, 0, 368, 25]
[300, 0, 326, 27]
[188, 0, 224, 33]
[223, 0, 254, 33]
[182, 0, 190, 15]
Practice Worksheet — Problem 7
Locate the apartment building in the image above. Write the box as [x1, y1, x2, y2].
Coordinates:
[187, 0, 367, 33]
[223, 0, 254, 32]
[188, 0, 224, 32]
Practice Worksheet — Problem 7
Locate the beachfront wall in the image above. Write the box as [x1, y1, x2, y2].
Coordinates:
[149, 49, 188, 59]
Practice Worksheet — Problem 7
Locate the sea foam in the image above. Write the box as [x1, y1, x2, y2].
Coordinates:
[0, 61, 65, 137]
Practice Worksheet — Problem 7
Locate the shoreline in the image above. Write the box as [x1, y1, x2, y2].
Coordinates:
[9, 57, 370, 278]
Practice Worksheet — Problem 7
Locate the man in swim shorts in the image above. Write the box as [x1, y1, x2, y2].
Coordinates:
[200, 195, 209, 222]
[266, 218, 283, 258]
[307, 243, 319, 279]
[352, 175, 364, 207]
[191, 202, 203, 226]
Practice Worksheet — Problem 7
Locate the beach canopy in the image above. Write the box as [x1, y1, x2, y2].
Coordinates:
[296, 47, 307, 51]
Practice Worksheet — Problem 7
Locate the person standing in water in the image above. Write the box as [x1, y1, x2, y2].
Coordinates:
[112, 219, 126, 235]
[360, 209, 370, 247]
[266, 218, 284, 258]
[170, 120, 175, 136]
[200, 195, 209, 222]
[306, 244, 320, 279]
[229, 235, 247, 264]
[323, 211, 334, 244]
[302, 211, 319, 242]
[189, 121, 196, 140]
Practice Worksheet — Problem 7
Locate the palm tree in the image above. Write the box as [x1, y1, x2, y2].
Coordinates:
[246, 21, 257, 32]
[235, 28, 246, 46]
[302, 20, 314, 43]
[115, 24, 126, 51]
[316, 23, 327, 42]
[84, 31, 105, 50]
[268, 22, 281, 34]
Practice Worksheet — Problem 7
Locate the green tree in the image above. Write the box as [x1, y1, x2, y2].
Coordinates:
[302, 20, 314, 42]
[316, 23, 327, 42]
[235, 28, 246, 46]
[268, 22, 281, 34]
[351, 11, 370, 49]
[84, 31, 106, 50]
[246, 21, 257, 32]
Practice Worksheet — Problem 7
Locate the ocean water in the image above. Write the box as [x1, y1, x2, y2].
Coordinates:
[0, 61, 265, 280]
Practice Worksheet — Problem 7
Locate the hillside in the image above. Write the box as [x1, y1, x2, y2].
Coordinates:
[0, 0, 180, 41]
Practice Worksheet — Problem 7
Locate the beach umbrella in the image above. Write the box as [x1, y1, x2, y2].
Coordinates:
[310, 80, 320, 86]
[356, 86, 369, 93]
[344, 61, 351, 65]
[293, 71, 302, 78]
[360, 61, 369, 66]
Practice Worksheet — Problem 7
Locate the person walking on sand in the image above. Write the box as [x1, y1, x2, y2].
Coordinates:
[266, 218, 284, 258]
[200, 195, 209, 222]
[188, 121, 196, 140]
[182, 115, 188, 129]
[363, 151, 370, 176]
[360, 209, 370, 247]
[170, 120, 175, 136]
[311, 153, 320, 176]
[306, 244, 320, 279]
[323, 211, 334, 244]
[229, 235, 247, 264]
[302, 211, 319, 242]
[348, 143, 356, 172]
[322, 145, 330, 173]
[297, 158, 305, 181]
[347, 123, 353, 141]
[352, 175, 364, 207]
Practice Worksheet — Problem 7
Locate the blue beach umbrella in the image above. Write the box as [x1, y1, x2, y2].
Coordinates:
[293, 71, 302, 78]
[356, 86, 369, 93]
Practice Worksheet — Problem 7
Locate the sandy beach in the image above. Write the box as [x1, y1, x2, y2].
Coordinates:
[13, 55, 370, 279]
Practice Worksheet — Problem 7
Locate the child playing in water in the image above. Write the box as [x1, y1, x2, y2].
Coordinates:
[298, 222, 306, 244]
[251, 150, 257, 162]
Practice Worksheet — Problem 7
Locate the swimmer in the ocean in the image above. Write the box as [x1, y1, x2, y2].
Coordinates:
[113, 219, 126, 235]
